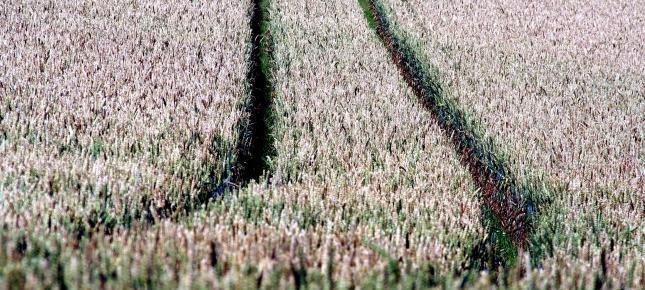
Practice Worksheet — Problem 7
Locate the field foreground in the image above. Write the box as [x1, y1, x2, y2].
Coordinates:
[0, 0, 643, 289]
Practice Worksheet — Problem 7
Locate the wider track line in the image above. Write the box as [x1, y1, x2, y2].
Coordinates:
[359, 0, 532, 265]
[231, 0, 276, 187]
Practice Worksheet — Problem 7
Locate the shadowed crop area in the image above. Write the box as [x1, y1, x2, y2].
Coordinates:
[222, 0, 276, 192]
[0, 0, 643, 289]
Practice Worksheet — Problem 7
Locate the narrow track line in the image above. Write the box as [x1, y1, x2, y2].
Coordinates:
[231, 0, 275, 188]
[212, 0, 275, 197]
[88, 0, 276, 230]
[30, 1, 278, 244]
[360, 0, 531, 258]
[146, 0, 276, 221]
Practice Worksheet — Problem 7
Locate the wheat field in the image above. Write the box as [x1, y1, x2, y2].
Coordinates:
[382, 0, 644, 287]
[0, 0, 643, 289]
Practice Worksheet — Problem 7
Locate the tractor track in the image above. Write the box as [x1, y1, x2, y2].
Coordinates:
[224, 0, 276, 192]
[360, 0, 530, 256]
[77, 0, 276, 233]
[181, 0, 276, 211]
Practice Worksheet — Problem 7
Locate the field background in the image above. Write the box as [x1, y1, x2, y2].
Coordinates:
[382, 0, 644, 287]
[0, 0, 643, 289]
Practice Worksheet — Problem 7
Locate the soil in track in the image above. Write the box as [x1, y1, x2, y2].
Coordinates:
[359, 0, 533, 267]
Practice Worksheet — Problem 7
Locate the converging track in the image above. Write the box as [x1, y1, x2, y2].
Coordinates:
[360, 0, 534, 263]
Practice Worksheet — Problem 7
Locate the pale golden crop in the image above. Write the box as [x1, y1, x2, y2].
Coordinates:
[0, 0, 251, 227]
[383, 0, 645, 287]
[1, 0, 642, 288]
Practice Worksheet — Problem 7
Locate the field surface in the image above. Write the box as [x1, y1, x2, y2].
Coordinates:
[0, 0, 643, 289]
[382, 0, 645, 287]
[0, 0, 252, 287]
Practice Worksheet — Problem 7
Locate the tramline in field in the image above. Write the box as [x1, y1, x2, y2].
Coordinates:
[0, 0, 643, 288]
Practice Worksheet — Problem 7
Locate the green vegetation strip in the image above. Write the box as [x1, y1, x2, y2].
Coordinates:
[221, 0, 276, 193]
[146, 0, 277, 220]
[358, 0, 554, 268]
